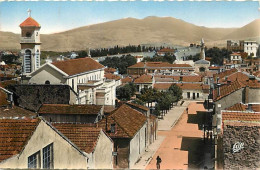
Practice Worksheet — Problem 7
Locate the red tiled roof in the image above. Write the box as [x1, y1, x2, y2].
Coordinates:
[171, 64, 192, 68]
[208, 66, 221, 70]
[213, 68, 237, 80]
[103, 105, 116, 114]
[225, 103, 260, 113]
[158, 48, 175, 53]
[153, 83, 209, 91]
[134, 74, 153, 84]
[213, 80, 245, 101]
[0, 119, 40, 162]
[176, 83, 210, 90]
[154, 75, 202, 82]
[52, 57, 104, 76]
[128, 62, 145, 68]
[0, 106, 36, 118]
[0, 80, 18, 88]
[222, 111, 260, 122]
[98, 104, 147, 138]
[230, 53, 241, 56]
[104, 73, 121, 80]
[121, 76, 133, 84]
[146, 62, 173, 68]
[128, 62, 192, 69]
[240, 79, 260, 88]
[104, 67, 117, 73]
[19, 17, 40, 27]
[219, 72, 249, 83]
[0, 74, 16, 78]
[126, 102, 149, 111]
[153, 83, 173, 90]
[38, 104, 102, 115]
[53, 123, 102, 153]
[253, 71, 260, 78]
[225, 103, 247, 112]
[0, 90, 9, 106]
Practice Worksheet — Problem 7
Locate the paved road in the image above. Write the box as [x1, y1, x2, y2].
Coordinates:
[146, 101, 206, 169]
[132, 101, 190, 169]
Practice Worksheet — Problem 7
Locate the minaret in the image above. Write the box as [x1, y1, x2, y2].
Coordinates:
[200, 38, 206, 60]
[20, 9, 41, 74]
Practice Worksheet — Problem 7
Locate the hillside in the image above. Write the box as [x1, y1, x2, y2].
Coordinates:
[0, 16, 259, 51]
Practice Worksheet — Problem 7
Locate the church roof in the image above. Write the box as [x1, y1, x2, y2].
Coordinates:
[195, 59, 210, 64]
[52, 57, 105, 76]
[19, 17, 40, 27]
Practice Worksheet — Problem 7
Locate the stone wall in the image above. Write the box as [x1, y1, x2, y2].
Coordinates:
[223, 125, 260, 169]
[10, 85, 77, 112]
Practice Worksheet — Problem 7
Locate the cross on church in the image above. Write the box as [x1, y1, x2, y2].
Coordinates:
[27, 9, 31, 17]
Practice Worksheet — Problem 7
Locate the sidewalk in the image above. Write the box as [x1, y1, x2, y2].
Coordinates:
[158, 101, 190, 131]
[132, 100, 190, 169]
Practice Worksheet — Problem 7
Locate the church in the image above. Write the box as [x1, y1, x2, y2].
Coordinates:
[194, 38, 210, 72]
[19, 10, 117, 106]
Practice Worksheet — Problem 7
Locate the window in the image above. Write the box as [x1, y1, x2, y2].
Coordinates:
[43, 143, 53, 169]
[72, 79, 74, 90]
[45, 80, 50, 85]
[187, 92, 190, 99]
[111, 124, 116, 133]
[28, 151, 41, 169]
[197, 93, 199, 98]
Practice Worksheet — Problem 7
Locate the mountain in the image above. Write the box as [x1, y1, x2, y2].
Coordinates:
[0, 17, 259, 51]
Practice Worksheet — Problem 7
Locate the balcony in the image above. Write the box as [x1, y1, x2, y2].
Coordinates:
[20, 37, 36, 43]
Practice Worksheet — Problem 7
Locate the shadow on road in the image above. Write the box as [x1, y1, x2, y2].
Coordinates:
[180, 137, 206, 169]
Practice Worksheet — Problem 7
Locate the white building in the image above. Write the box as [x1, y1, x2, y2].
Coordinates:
[244, 41, 258, 57]
[28, 57, 116, 105]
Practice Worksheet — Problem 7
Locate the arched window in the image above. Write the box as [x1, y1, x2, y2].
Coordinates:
[199, 67, 206, 72]
[45, 80, 50, 84]
[26, 32, 31, 37]
[24, 50, 32, 73]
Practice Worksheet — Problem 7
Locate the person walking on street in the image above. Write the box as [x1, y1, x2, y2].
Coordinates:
[156, 156, 162, 169]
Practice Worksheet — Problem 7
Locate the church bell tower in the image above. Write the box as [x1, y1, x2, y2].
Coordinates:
[20, 9, 41, 74]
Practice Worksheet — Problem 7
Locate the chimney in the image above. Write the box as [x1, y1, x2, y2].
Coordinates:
[217, 84, 221, 97]
[247, 104, 252, 111]
[180, 76, 183, 82]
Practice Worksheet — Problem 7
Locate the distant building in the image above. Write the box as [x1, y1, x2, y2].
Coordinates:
[227, 40, 244, 52]
[230, 52, 242, 64]
[244, 41, 258, 57]
[157, 48, 175, 56]
[127, 62, 193, 75]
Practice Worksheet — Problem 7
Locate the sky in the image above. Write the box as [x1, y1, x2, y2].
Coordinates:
[0, 1, 259, 34]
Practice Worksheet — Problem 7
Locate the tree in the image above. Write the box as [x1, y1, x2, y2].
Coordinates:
[116, 83, 136, 100]
[168, 84, 183, 101]
[1, 54, 19, 64]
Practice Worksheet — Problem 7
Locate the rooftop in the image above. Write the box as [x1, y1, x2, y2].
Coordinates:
[222, 111, 260, 123]
[134, 74, 153, 84]
[104, 73, 121, 81]
[19, 17, 40, 27]
[53, 123, 102, 153]
[0, 106, 36, 118]
[38, 104, 102, 115]
[0, 118, 40, 162]
[52, 57, 104, 76]
[98, 104, 147, 138]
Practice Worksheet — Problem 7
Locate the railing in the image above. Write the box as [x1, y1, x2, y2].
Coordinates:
[20, 37, 37, 43]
